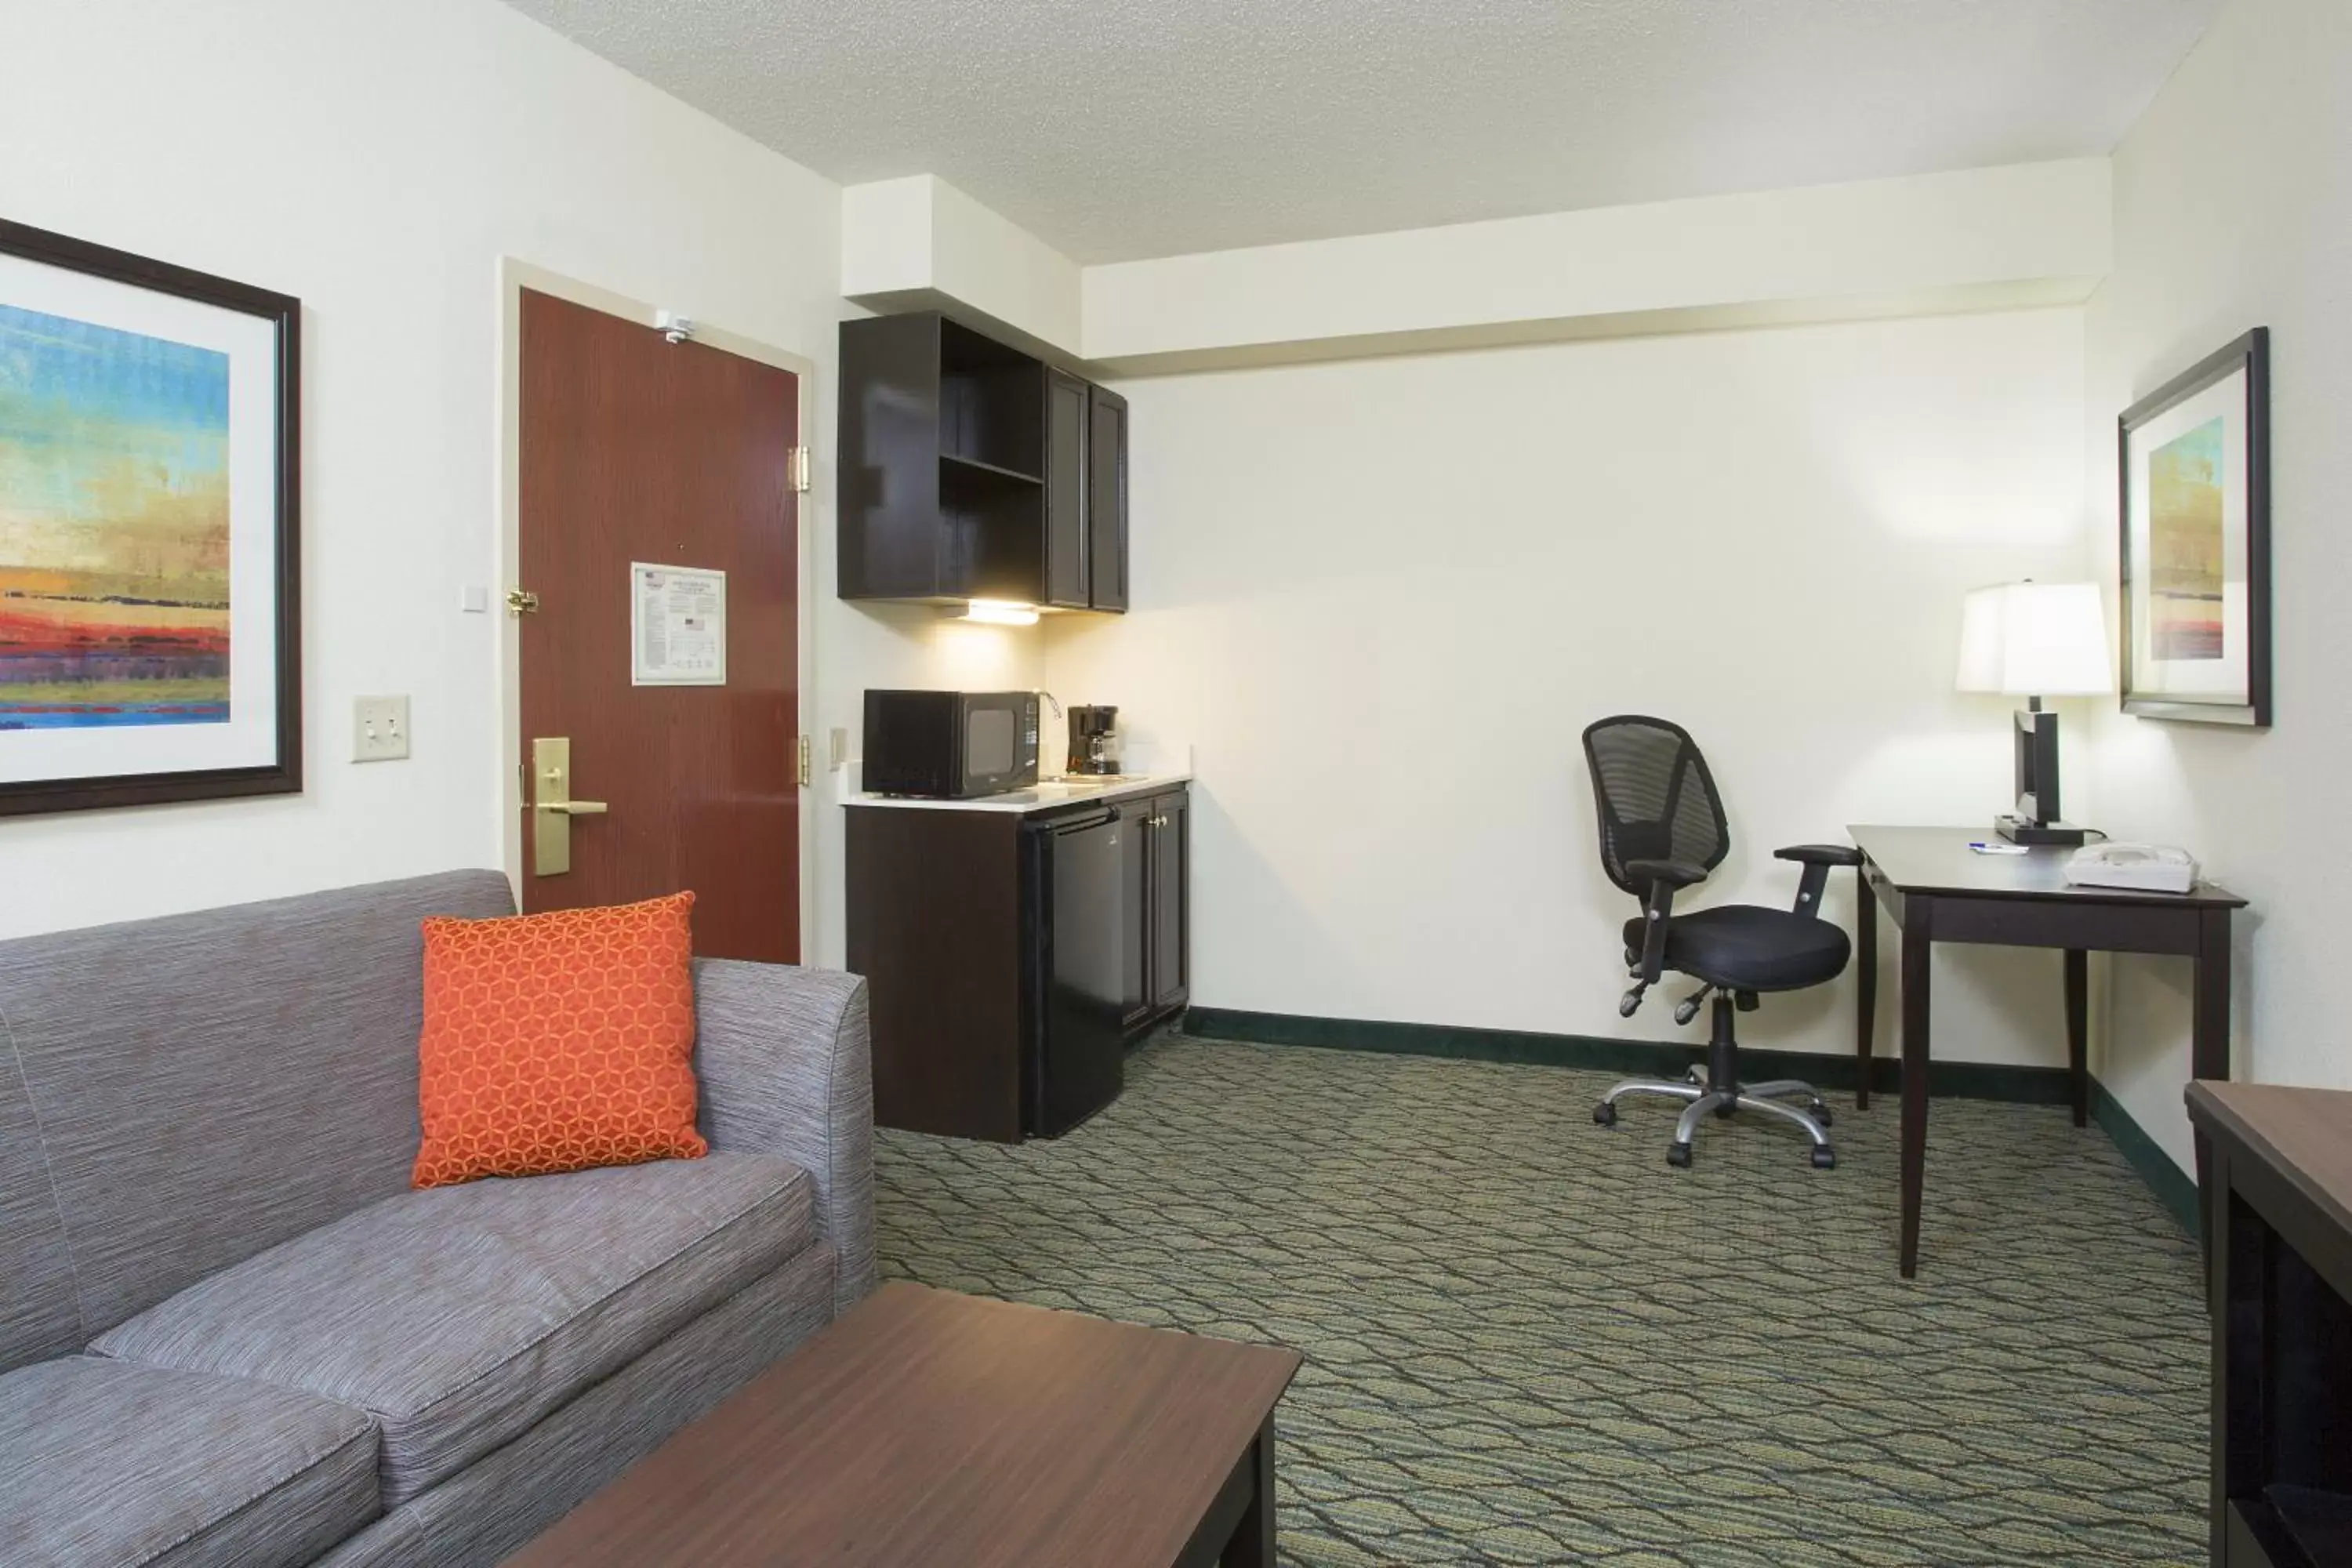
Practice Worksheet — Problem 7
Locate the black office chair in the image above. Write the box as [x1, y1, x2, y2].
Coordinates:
[1581, 715, 1862, 1169]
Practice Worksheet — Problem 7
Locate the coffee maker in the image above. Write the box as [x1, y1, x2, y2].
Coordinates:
[1066, 706, 1120, 775]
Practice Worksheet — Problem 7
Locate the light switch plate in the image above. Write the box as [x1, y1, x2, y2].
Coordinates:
[829, 728, 849, 770]
[353, 695, 411, 762]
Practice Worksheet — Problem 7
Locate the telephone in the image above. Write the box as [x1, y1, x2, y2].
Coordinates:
[2063, 841, 2199, 895]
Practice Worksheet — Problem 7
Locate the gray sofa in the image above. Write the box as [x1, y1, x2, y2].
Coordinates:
[0, 871, 874, 1568]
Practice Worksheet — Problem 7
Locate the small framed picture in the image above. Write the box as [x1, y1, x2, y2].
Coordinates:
[2118, 328, 2271, 727]
[0, 219, 302, 814]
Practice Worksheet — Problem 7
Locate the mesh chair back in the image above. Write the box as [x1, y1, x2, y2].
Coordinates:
[1581, 715, 1730, 897]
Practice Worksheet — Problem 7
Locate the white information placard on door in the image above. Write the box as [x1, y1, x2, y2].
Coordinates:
[630, 563, 727, 686]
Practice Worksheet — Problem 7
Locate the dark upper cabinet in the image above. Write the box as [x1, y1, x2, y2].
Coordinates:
[840, 310, 1127, 612]
[1044, 370, 1091, 609]
[839, 312, 1044, 604]
[1087, 386, 1129, 612]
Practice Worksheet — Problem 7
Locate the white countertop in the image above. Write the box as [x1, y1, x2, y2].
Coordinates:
[843, 771, 1190, 815]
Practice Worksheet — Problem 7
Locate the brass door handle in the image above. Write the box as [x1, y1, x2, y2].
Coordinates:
[530, 737, 605, 876]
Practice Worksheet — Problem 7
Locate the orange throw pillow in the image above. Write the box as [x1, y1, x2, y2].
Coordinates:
[412, 891, 708, 1189]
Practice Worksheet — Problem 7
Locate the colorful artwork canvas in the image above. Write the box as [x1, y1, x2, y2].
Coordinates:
[2118, 327, 2270, 728]
[2145, 416, 2227, 661]
[0, 303, 232, 728]
[0, 217, 299, 816]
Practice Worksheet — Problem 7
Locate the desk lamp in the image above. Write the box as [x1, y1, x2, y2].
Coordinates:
[1955, 581, 2111, 847]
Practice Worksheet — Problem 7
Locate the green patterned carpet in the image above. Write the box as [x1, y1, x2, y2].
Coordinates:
[874, 1033, 2206, 1566]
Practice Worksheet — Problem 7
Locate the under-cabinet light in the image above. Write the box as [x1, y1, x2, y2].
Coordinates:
[951, 600, 1040, 626]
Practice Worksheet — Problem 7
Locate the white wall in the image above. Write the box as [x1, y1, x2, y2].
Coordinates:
[1082, 160, 2111, 373]
[840, 175, 1083, 356]
[1046, 309, 2093, 1062]
[2081, 0, 2352, 1169]
[0, 0, 1024, 960]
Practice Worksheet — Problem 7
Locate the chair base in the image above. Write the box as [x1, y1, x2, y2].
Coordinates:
[1591, 996, 1838, 1169]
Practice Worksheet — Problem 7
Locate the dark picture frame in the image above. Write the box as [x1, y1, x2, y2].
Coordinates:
[2117, 328, 2270, 728]
[0, 218, 301, 815]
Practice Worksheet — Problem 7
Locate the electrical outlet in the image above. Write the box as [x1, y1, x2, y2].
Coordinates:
[353, 695, 411, 762]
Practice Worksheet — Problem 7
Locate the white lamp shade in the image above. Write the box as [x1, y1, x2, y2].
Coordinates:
[1955, 582, 2113, 696]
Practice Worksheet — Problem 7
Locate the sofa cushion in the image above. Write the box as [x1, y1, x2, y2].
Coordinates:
[0, 1356, 379, 1568]
[93, 1152, 813, 1508]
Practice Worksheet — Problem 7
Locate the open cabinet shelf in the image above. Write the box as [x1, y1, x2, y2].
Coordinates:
[838, 310, 1126, 612]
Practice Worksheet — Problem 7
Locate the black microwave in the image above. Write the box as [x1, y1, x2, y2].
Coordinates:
[862, 690, 1041, 798]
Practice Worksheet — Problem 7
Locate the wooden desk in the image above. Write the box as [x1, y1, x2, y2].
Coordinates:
[1850, 826, 2245, 1278]
[2188, 1083, 2352, 1567]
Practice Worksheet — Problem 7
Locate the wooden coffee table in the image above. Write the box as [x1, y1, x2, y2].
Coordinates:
[503, 1282, 1304, 1567]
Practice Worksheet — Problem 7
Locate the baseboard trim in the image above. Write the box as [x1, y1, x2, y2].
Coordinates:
[1179, 1006, 2072, 1105]
[2090, 1079, 2200, 1237]
[1181, 1005, 2201, 1234]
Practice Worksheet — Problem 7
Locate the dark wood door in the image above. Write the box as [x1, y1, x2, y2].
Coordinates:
[518, 289, 800, 961]
[1087, 384, 1128, 612]
[1044, 369, 1089, 608]
[1149, 789, 1189, 1013]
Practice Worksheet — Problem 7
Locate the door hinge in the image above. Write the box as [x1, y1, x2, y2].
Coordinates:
[796, 734, 811, 787]
[788, 447, 811, 494]
[504, 588, 540, 616]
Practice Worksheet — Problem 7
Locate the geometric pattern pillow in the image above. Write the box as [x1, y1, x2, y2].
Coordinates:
[411, 891, 708, 1189]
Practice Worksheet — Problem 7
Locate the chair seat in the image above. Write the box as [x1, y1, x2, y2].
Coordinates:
[0, 1356, 379, 1568]
[1622, 904, 1852, 991]
[93, 1152, 813, 1508]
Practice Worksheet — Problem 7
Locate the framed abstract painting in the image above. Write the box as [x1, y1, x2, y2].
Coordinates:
[2118, 328, 2271, 728]
[0, 219, 299, 815]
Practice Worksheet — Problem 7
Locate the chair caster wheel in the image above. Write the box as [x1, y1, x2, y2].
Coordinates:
[1667, 1142, 1693, 1169]
[1810, 1102, 1834, 1127]
[1593, 1102, 1617, 1127]
[1811, 1145, 1838, 1171]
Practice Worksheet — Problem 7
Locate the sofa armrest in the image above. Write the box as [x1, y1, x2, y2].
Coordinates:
[692, 958, 874, 1314]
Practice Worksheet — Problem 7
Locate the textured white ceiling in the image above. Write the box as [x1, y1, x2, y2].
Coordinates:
[504, 0, 2220, 264]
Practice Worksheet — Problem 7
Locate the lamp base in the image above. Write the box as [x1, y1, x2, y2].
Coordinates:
[1996, 814, 2088, 848]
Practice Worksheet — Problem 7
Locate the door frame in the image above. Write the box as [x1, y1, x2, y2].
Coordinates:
[495, 259, 819, 956]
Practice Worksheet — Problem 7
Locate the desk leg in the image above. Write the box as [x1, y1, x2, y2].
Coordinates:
[1221, 1415, 1277, 1568]
[2191, 908, 2234, 1254]
[1856, 872, 1877, 1110]
[2064, 949, 2089, 1128]
[1899, 899, 1932, 1279]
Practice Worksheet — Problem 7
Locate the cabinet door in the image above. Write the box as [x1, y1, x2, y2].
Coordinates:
[1087, 385, 1129, 612]
[837, 314, 945, 600]
[1044, 370, 1089, 609]
[1149, 789, 1189, 1013]
[1116, 801, 1152, 1029]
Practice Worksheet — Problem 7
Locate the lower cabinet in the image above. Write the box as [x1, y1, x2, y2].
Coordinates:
[1145, 789, 1189, 1016]
[1115, 789, 1189, 1029]
[846, 783, 1190, 1144]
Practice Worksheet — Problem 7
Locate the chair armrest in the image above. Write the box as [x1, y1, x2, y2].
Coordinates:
[1773, 844, 1863, 867]
[1773, 844, 1861, 918]
[691, 958, 874, 1315]
[1622, 860, 1705, 983]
